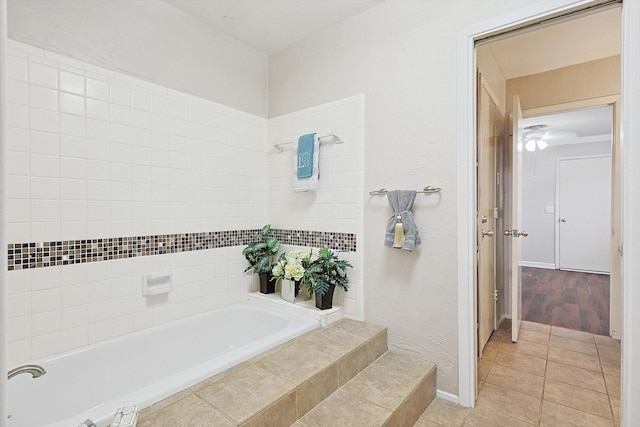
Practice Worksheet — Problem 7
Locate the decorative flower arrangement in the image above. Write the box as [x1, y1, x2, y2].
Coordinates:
[272, 250, 314, 282]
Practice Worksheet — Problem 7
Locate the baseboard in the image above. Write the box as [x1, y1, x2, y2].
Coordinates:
[497, 314, 508, 327]
[519, 261, 556, 269]
[436, 389, 459, 405]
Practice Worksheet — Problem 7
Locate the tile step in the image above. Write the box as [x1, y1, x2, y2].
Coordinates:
[292, 351, 437, 427]
[136, 319, 394, 426]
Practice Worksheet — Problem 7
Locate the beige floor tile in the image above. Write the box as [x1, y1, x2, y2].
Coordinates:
[551, 326, 595, 343]
[137, 393, 235, 427]
[195, 365, 294, 424]
[549, 334, 598, 355]
[600, 356, 621, 377]
[414, 418, 445, 427]
[341, 363, 422, 411]
[418, 397, 470, 427]
[475, 383, 541, 425]
[521, 321, 551, 334]
[253, 342, 333, 385]
[485, 364, 544, 398]
[543, 379, 612, 419]
[547, 346, 601, 372]
[545, 360, 606, 393]
[373, 351, 436, 378]
[604, 374, 621, 398]
[494, 349, 547, 377]
[392, 374, 437, 427]
[540, 400, 614, 427]
[519, 329, 550, 345]
[241, 391, 297, 427]
[500, 340, 549, 360]
[477, 356, 493, 383]
[464, 407, 535, 427]
[598, 344, 621, 361]
[594, 335, 621, 347]
[300, 389, 392, 427]
[296, 364, 339, 417]
[327, 318, 386, 340]
[294, 328, 367, 361]
[481, 339, 501, 361]
[610, 396, 621, 422]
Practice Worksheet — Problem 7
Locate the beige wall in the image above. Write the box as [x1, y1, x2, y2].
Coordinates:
[506, 55, 620, 112]
[269, 0, 535, 395]
[7, 0, 268, 117]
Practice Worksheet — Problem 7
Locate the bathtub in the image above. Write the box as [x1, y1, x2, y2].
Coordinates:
[7, 301, 318, 427]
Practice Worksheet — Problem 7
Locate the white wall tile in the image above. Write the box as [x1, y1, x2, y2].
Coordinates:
[7, 55, 28, 81]
[8, 103, 28, 128]
[31, 332, 62, 359]
[61, 325, 88, 352]
[60, 135, 86, 158]
[7, 127, 29, 152]
[60, 113, 86, 137]
[29, 85, 58, 111]
[110, 84, 131, 106]
[60, 92, 86, 116]
[8, 292, 31, 318]
[87, 99, 110, 121]
[32, 310, 61, 336]
[32, 288, 61, 314]
[29, 107, 59, 133]
[8, 79, 28, 105]
[87, 77, 109, 101]
[28, 62, 58, 89]
[30, 153, 59, 177]
[8, 339, 31, 366]
[30, 176, 60, 199]
[61, 157, 86, 179]
[59, 70, 85, 95]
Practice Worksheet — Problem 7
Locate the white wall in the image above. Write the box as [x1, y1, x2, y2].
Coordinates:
[269, 0, 533, 395]
[7, 0, 268, 117]
[268, 95, 365, 320]
[5, 40, 267, 365]
[521, 141, 611, 266]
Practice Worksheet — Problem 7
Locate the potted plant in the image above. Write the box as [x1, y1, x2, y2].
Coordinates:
[272, 250, 313, 303]
[242, 224, 281, 293]
[304, 248, 353, 310]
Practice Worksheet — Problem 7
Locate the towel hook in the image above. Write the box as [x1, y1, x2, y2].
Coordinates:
[368, 186, 441, 195]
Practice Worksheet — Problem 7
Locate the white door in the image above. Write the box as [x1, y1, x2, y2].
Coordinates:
[558, 156, 612, 273]
[477, 83, 498, 355]
[509, 95, 526, 343]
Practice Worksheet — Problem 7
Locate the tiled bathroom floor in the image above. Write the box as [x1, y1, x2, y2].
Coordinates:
[415, 321, 621, 426]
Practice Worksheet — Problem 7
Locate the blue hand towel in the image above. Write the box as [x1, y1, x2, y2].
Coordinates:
[297, 133, 316, 178]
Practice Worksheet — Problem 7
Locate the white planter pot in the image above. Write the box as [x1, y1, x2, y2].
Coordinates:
[280, 279, 311, 303]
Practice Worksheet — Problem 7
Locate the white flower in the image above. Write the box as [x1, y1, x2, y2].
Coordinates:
[284, 261, 304, 280]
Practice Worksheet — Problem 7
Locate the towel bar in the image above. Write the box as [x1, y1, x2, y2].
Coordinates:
[368, 186, 441, 195]
[273, 129, 343, 153]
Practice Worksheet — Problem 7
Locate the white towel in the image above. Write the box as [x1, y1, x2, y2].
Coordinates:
[294, 134, 320, 192]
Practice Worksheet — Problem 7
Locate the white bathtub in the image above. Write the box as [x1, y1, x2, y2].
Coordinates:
[7, 301, 318, 427]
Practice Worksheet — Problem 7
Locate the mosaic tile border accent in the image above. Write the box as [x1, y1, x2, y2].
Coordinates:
[7, 229, 357, 271]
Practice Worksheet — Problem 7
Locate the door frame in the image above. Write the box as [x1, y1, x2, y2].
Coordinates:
[555, 154, 612, 273]
[456, 3, 640, 423]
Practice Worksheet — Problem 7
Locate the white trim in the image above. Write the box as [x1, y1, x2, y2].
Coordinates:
[436, 389, 459, 405]
[621, 1, 640, 423]
[456, 0, 622, 410]
[480, 75, 501, 113]
[519, 261, 555, 270]
[0, 0, 7, 421]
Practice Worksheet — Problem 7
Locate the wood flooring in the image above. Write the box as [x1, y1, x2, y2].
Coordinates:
[521, 267, 610, 336]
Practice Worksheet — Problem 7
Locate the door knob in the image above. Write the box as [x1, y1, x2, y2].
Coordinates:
[518, 230, 528, 237]
[482, 230, 494, 237]
[504, 230, 513, 236]
[560, 218, 566, 223]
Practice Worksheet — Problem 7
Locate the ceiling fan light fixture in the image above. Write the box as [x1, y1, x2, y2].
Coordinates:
[525, 139, 536, 152]
[536, 139, 548, 150]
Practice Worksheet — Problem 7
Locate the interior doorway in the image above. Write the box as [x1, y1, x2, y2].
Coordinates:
[516, 106, 614, 336]
[475, 6, 621, 357]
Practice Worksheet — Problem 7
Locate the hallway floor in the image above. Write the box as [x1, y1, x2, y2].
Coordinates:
[522, 267, 610, 335]
[414, 320, 621, 426]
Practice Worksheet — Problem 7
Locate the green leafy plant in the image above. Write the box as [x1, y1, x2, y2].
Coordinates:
[304, 248, 353, 297]
[242, 225, 281, 274]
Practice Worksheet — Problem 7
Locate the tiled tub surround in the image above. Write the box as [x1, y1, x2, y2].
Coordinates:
[136, 319, 437, 427]
[5, 40, 363, 366]
[7, 302, 318, 427]
[7, 229, 357, 270]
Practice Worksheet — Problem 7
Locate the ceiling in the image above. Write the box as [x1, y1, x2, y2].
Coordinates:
[521, 105, 613, 147]
[164, 0, 384, 55]
[481, 7, 621, 80]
